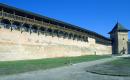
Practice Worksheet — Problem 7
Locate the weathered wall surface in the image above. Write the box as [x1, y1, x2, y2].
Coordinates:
[128, 41, 130, 54]
[0, 27, 112, 61]
[117, 32, 128, 54]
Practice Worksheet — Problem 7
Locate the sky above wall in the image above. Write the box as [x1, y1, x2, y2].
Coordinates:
[0, 0, 130, 38]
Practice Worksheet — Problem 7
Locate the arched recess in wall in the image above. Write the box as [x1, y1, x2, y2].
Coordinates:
[12, 21, 21, 31]
[63, 32, 68, 39]
[21, 23, 30, 33]
[39, 27, 46, 35]
[31, 25, 38, 33]
[1, 19, 11, 29]
[46, 28, 53, 36]
[53, 30, 59, 37]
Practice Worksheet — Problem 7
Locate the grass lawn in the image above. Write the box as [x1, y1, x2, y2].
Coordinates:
[0, 55, 110, 76]
[86, 57, 130, 76]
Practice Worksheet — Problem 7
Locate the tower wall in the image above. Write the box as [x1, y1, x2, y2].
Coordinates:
[128, 41, 130, 54]
[117, 32, 128, 54]
[110, 32, 118, 54]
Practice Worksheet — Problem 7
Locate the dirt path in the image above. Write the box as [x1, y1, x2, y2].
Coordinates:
[0, 56, 130, 80]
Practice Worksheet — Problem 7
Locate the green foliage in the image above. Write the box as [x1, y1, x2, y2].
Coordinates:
[108, 57, 130, 66]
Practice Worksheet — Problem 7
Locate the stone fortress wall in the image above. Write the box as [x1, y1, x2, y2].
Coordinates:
[0, 25, 111, 61]
[0, 3, 112, 61]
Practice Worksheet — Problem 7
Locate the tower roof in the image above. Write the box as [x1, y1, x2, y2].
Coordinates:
[108, 22, 130, 34]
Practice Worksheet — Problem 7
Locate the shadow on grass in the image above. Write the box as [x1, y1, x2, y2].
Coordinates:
[86, 57, 130, 77]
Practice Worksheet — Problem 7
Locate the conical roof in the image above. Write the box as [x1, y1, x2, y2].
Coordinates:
[109, 22, 130, 34]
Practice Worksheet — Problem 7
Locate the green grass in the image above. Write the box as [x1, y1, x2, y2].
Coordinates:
[86, 57, 130, 76]
[108, 57, 130, 66]
[0, 55, 110, 76]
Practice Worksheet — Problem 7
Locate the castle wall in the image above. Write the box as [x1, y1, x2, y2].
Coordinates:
[0, 26, 112, 61]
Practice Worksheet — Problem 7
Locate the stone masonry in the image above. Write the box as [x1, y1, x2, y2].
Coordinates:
[0, 27, 111, 61]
